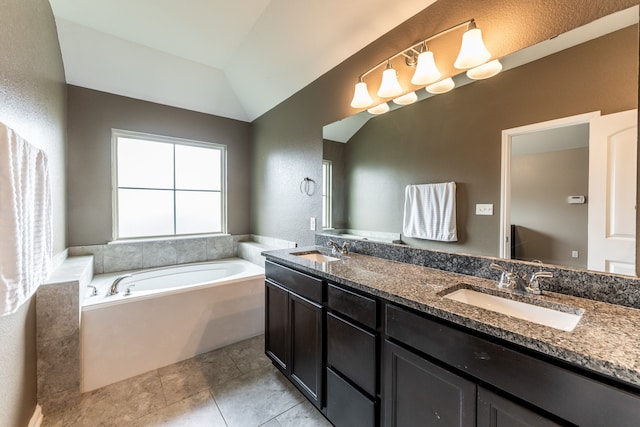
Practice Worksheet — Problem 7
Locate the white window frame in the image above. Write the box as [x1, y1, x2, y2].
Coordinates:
[111, 129, 227, 240]
[322, 160, 333, 229]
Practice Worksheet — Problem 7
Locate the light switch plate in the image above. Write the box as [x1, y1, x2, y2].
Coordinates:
[310, 217, 316, 231]
[476, 204, 494, 215]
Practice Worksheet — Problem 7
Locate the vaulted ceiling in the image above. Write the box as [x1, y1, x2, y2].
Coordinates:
[48, 0, 437, 122]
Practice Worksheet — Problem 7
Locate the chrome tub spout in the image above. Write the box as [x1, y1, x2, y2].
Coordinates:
[107, 274, 133, 296]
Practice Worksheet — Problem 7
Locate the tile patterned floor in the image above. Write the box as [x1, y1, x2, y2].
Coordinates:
[42, 335, 332, 427]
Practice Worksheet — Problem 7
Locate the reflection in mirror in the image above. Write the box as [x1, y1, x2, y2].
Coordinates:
[322, 6, 638, 276]
[501, 110, 638, 277]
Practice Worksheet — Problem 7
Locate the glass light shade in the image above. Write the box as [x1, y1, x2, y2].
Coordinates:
[411, 51, 442, 85]
[426, 78, 455, 94]
[393, 92, 418, 105]
[367, 102, 390, 115]
[454, 28, 492, 69]
[466, 59, 503, 80]
[377, 67, 403, 98]
[350, 81, 373, 108]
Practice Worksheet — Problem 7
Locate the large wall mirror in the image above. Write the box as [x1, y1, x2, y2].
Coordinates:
[322, 6, 638, 276]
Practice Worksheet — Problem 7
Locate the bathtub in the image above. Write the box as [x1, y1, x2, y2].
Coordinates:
[81, 258, 265, 392]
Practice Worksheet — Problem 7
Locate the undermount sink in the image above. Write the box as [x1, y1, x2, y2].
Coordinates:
[293, 250, 340, 263]
[443, 286, 584, 332]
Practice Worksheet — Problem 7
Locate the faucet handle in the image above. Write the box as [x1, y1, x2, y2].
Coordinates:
[527, 271, 553, 294]
[490, 263, 515, 289]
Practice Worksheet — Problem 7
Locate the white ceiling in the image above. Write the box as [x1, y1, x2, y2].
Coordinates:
[48, 0, 437, 122]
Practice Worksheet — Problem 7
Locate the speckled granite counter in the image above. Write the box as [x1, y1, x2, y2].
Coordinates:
[263, 246, 640, 389]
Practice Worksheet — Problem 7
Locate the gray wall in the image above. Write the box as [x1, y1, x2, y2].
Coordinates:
[512, 148, 589, 268]
[251, 0, 637, 247]
[67, 86, 252, 246]
[341, 26, 636, 256]
[0, 1, 67, 425]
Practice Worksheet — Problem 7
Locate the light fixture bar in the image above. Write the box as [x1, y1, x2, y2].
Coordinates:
[356, 19, 476, 82]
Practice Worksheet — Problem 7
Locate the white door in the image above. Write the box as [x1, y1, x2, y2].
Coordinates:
[588, 109, 637, 276]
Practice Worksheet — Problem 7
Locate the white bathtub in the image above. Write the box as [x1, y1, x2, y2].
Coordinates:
[81, 258, 265, 392]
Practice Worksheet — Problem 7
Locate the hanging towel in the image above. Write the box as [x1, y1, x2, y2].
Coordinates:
[403, 182, 457, 241]
[0, 122, 52, 317]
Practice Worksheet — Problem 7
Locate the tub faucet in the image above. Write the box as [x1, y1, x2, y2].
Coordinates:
[107, 274, 133, 296]
[490, 264, 553, 295]
[327, 240, 349, 255]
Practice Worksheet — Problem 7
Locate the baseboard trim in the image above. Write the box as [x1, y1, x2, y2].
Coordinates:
[28, 404, 43, 427]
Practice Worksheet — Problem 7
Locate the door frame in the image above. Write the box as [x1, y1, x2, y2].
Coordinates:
[499, 111, 601, 259]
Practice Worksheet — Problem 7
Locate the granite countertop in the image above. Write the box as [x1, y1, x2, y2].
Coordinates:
[263, 246, 640, 389]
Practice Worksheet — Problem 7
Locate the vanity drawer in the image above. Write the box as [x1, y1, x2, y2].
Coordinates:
[265, 260, 322, 303]
[326, 367, 376, 427]
[385, 303, 640, 427]
[327, 312, 377, 396]
[327, 283, 377, 329]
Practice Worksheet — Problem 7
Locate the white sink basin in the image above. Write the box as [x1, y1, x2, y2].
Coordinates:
[444, 288, 583, 332]
[293, 251, 340, 263]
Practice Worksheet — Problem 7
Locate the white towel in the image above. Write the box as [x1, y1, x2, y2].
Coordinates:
[0, 122, 52, 316]
[403, 182, 457, 241]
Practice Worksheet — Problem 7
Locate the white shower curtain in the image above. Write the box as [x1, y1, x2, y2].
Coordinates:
[0, 122, 52, 316]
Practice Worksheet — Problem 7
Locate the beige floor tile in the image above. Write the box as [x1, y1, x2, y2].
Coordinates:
[224, 335, 272, 374]
[42, 335, 330, 427]
[259, 419, 282, 427]
[159, 358, 211, 405]
[211, 366, 304, 427]
[276, 401, 332, 427]
[131, 390, 227, 427]
[194, 347, 244, 388]
[57, 370, 166, 426]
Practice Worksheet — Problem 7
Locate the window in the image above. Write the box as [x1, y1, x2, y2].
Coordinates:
[322, 160, 333, 229]
[112, 130, 226, 239]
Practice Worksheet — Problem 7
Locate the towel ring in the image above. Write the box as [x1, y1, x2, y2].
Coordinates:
[300, 177, 316, 196]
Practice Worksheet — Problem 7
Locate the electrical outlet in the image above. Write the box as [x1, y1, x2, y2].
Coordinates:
[572, 250, 579, 258]
[310, 217, 316, 231]
[475, 204, 493, 216]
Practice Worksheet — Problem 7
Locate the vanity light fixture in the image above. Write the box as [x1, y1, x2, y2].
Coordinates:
[426, 77, 455, 94]
[367, 102, 390, 114]
[377, 61, 403, 98]
[393, 91, 418, 105]
[350, 78, 374, 108]
[454, 21, 492, 69]
[466, 59, 503, 80]
[350, 18, 499, 112]
[411, 45, 442, 86]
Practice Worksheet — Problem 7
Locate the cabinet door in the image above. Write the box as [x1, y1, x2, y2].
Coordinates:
[290, 292, 324, 408]
[384, 340, 475, 427]
[265, 280, 288, 371]
[478, 387, 561, 427]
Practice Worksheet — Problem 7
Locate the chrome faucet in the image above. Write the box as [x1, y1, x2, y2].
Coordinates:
[107, 274, 133, 296]
[490, 264, 553, 295]
[327, 240, 349, 255]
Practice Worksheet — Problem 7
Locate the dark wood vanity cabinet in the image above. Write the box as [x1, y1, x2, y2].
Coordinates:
[265, 260, 640, 427]
[384, 303, 640, 427]
[264, 261, 324, 409]
[326, 284, 379, 427]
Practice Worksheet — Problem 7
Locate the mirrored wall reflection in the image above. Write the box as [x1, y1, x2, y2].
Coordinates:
[322, 6, 638, 276]
[509, 123, 590, 270]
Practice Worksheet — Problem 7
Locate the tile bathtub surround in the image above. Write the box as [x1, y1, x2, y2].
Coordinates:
[69, 234, 251, 274]
[238, 235, 298, 267]
[37, 256, 94, 414]
[315, 234, 640, 309]
[42, 335, 332, 427]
